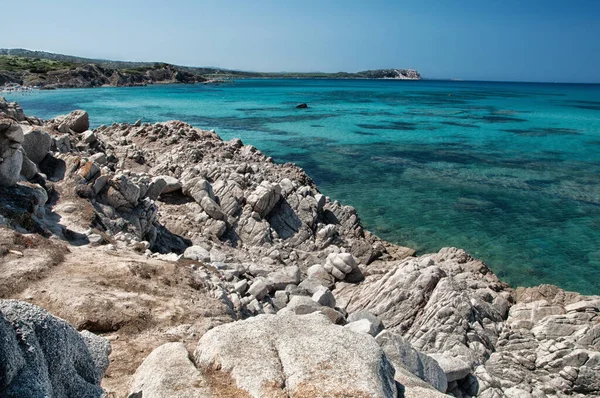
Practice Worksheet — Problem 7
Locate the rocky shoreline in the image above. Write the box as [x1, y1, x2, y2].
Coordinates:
[1, 49, 420, 89]
[0, 96, 599, 398]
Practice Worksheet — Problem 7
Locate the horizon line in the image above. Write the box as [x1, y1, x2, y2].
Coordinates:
[3, 47, 600, 85]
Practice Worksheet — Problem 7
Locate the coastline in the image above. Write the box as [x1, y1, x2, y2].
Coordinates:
[5, 81, 600, 296]
[1, 97, 599, 397]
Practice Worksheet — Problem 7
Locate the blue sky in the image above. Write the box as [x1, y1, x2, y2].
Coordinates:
[2, 0, 599, 82]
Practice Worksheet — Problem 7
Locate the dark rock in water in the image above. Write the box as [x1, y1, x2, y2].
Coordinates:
[296, 103, 308, 109]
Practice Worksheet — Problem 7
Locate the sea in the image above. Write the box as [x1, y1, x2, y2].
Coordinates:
[5, 79, 600, 294]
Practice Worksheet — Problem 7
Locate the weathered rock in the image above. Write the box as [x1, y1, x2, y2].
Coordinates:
[347, 310, 385, 336]
[199, 196, 225, 221]
[475, 285, 600, 397]
[105, 174, 140, 209]
[55, 134, 72, 153]
[157, 175, 181, 193]
[312, 286, 336, 308]
[22, 129, 52, 164]
[324, 252, 360, 280]
[267, 265, 301, 290]
[376, 330, 448, 393]
[194, 313, 398, 397]
[345, 318, 382, 337]
[0, 119, 24, 186]
[130, 342, 212, 398]
[145, 177, 167, 200]
[335, 248, 513, 369]
[81, 130, 97, 144]
[19, 149, 38, 179]
[182, 177, 214, 203]
[0, 300, 109, 398]
[183, 245, 211, 262]
[247, 181, 281, 218]
[304, 264, 335, 289]
[247, 278, 269, 300]
[0, 97, 26, 121]
[0, 149, 22, 187]
[428, 353, 471, 383]
[79, 330, 112, 380]
[56, 110, 90, 134]
[279, 295, 345, 324]
[89, 152, 107, 165]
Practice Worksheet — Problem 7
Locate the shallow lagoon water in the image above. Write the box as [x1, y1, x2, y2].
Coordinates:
[7, 79, 600, 293]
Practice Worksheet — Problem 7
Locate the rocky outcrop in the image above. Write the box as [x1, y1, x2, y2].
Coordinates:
[475, 286, 600, 398]
[356, 69, 422, 80]
[53, 109, 90, 134]
[0, 300, 110, 398]
[2, 100, 599, 398]
[130, 342, 213, 398]
[0, 118, 24, 186]
[0, 97, 26, 121]
[376, 330, 448, 393]
[194, 312, 398, 397]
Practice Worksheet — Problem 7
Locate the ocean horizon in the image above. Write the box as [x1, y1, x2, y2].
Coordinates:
[6, 78, 600, 294]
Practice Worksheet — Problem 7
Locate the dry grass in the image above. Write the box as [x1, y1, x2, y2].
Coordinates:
[202, 368, 253, 398]
[0, 227, 69, 297]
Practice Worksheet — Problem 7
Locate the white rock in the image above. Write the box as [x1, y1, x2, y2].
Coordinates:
[428, 354, 471, 382]
[130, 342, 210, 398]
[183, 245, 211, 262]
[194, 313, 398, 397]
[312, 286, 336, 308]
[247, 278, 269, 300]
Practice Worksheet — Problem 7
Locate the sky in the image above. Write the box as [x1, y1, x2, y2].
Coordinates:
[1, 0, 599, 83]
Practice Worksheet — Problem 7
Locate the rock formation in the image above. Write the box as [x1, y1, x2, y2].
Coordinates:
[0, 97, 598, 397]
[0, 300, 110, 398]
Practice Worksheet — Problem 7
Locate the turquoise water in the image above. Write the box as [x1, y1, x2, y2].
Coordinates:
[6, 80, 600, 294]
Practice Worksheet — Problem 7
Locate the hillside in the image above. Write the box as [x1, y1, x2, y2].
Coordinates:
[0, 48, 421, 88]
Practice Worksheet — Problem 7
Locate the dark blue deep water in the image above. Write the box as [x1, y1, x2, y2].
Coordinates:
[6, 79, 600, 294]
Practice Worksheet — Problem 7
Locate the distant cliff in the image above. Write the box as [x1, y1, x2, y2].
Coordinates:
[0, 48, 421, 88]
[355, 69, 421, 80]
[0, 54, 206, 89]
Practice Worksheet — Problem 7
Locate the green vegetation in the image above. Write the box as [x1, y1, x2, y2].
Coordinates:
[0, 49, 420, 87]
[0, 55, 74, 74]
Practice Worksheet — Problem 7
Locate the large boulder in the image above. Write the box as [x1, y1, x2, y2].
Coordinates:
[130, 342, 212, 398]
[375, 330, 448, 392]
[247, 181, 281, 218]
[19, 148, 38, 179]
[0, 148, 22, 187]
[183, 245, 211, 262]
[156, 175, 181, 194]
[22, 129, 52, 164]
[182, 177, 215, 203]
[0, 119, 24, 186]
[56, 110, 90, 134]
[194, 313, 398, 397]
[105, 174, 141, 209]
[0, 300, 109, 398]
[324, 252, 360, 280]
[0, 97, 26, 121]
